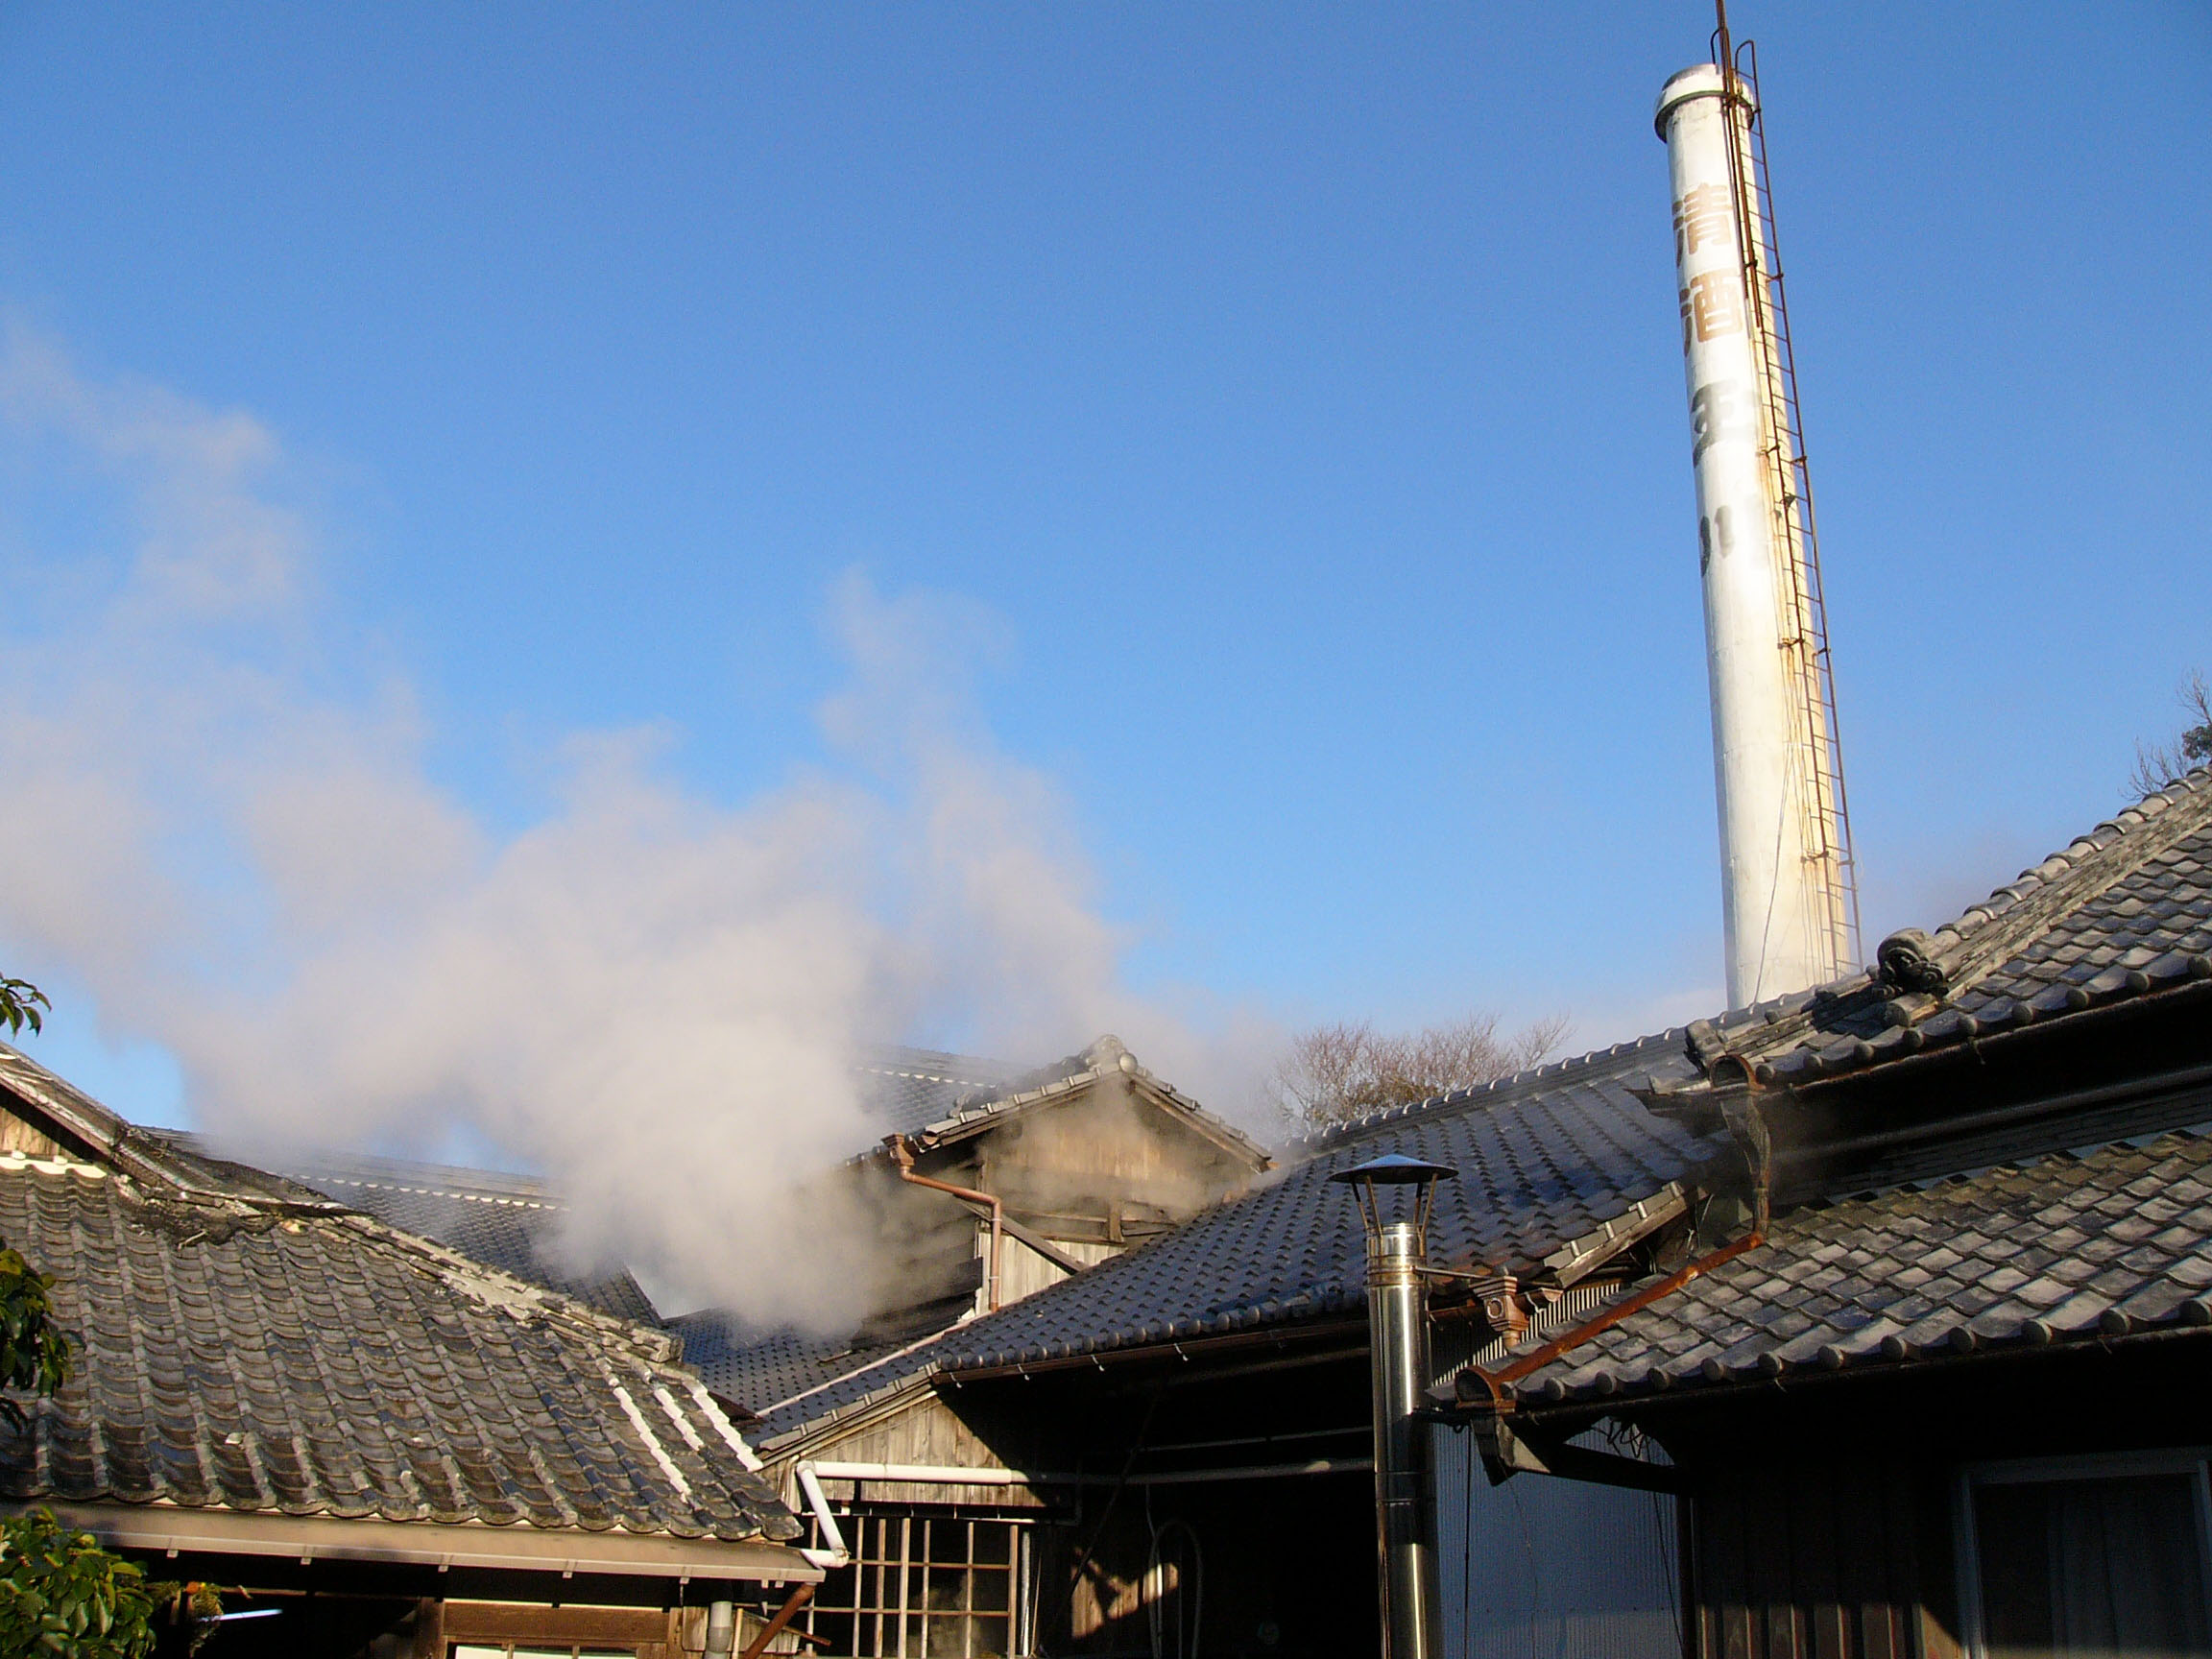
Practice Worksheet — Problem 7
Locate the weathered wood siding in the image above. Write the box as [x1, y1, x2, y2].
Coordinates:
[0, 1102, 60, 1157]
[789, 1391, 1049, 1510]
[1051, 1467, 1376, 1659]
[994, 1233, 1118, 1310]
[1689, 1458, 1959, 1659]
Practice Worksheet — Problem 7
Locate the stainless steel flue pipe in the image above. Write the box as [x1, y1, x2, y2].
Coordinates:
[1367, 1218, 1440, 1659]
[1332, 1153, 1454, 1659]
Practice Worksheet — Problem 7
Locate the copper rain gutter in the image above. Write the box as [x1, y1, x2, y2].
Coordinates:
[1454, 1230, 1766, 1411]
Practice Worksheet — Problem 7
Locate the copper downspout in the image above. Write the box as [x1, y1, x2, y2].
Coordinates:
[1455, 1230, 1766, 1411]
[738, 1585, 818, 1659]
[885, 1134, 1004, 1312]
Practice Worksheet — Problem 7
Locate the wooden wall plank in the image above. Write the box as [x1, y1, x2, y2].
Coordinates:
[805, 1392, 1049, 1509]
[1880, 1463, 1926, 1659]
[1909, 1468, 1962, 1659]
[1743, 1467, 1798, 1659]
[0, 1105, 60, 1158]
[440, 1600, 670, 1643]
[1829, 1455, 1891, 1659]
[1688, 1449, 1952, 1659]
[1699, 1483, 1756, 1659]
[1790, 1464, 1847, 1659]
[409, 1599, 444, 1659]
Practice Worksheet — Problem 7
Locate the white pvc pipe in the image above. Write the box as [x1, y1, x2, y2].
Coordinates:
[799, 1456, 1368, 1489]
[793, 1465, 850, 1568]
[810, 1460, 1036, 1485]
[1657, 63, 1837, 1008]
[706, 1600, 736, 1657]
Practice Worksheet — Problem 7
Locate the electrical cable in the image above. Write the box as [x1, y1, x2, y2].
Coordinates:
[1142, 1502, 1203, 1659]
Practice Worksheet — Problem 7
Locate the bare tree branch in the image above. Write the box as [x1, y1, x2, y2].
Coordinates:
[1268, 1011, 1573, 1133]
[2130, 671, 2212, 800]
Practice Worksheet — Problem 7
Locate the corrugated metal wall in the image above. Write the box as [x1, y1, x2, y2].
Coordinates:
[1433, 1423, 1684, 1659]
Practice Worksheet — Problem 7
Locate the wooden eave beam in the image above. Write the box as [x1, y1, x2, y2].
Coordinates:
[4, 1502, 821, 1585]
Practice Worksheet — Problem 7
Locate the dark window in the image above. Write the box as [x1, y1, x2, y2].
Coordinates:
[803, 1509, 1032, 1659]
[1970, 1468, 2212, 1658]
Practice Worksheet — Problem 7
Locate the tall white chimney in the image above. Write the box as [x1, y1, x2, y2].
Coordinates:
[1656, 57, 1858, 1008]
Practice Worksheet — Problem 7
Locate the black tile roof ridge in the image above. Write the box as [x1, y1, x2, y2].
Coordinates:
[1663, 771, 2212, 1092]
[886, 1046, 1273, 1166]
[0, 1045, 331, 1209]
[1905, 766, 2212, 963]
[931, 1065, 1107, 1119]
[969, 1034, 1142, 1100]
[854, 1044, 1022, 1091]
[156, 1132, 566, 1209]
[0, 1145, 107, 1175]
[1286, 1026, 1693, 1153]
[308, 1175, 555, 1211]
[1752, 951, 2212, 1090]
[840, 1066, 1128, 1167]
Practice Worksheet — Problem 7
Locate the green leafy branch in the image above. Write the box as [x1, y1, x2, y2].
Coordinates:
[0, 1508, 160, 1658]
[0, 1243, 69, 1432]
[0, 1246, 221, 1652]
[0, 978, 47, 1041]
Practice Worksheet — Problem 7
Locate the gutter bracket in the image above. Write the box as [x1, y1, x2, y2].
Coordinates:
[1472, 1417, 1680, 1495]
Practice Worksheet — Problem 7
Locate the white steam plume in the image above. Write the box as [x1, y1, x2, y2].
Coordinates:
[0, 322, 1276, 1329]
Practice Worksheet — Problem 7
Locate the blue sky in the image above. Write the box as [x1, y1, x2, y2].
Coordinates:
[0, 3, 2205, 1143]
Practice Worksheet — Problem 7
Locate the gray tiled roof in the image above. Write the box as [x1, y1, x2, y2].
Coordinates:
[667, 1317, 926, 1420]
[884, 1035, 1274, 1168]
[1658, 768, 2212, 1094]
[274, 1151, 666, 1329]
[0, 1056, 799, 1544]
[1509, 1117, 2212, 1409]
[854, 1037, 1272, 1173]
[935, 1034, 1712, 1368]
[751, 1327, 966, 1448]
[751, 1033, 1719, 1448]
[855, 1047, 1026, 1140]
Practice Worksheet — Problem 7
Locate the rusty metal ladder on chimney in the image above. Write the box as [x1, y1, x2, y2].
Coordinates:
[1722, 35, 1863, 978]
